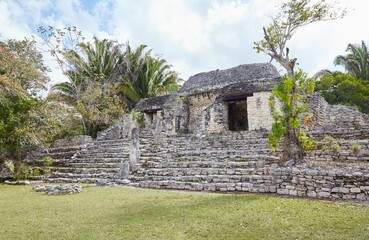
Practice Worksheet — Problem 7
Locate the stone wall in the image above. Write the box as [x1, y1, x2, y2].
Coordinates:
[275, 168, 369, 200]
[187, 92, 217, 133]
[308, 93, 369, 136]
[247, 91, 273, 130]
[96, 115, 132, 141]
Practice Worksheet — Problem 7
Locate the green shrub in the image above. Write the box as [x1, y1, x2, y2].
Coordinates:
[43, 156, 53, 175]
[331, 144, 341, 153]
[298, 131, 316, 151]
[5, 160, 33, 180]
[352, 144, 362, 155]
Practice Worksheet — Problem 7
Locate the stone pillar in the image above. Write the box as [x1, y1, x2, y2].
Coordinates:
[119, 161, 130, 179]
[130, 128, 140, 168]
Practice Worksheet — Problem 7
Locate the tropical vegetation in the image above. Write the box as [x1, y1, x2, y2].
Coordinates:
[315, 72, 369, 114]
[315, 41, 369, 114]
[0, 38, 49, 160]
[115, 43, 180, 110]
[334, 41, 369, 81]
[38, 27, 180, 138]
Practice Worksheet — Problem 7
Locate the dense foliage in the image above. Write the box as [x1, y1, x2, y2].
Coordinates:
[115, 43, 180, 110]
[38, 27, 180, 138]
[315, 72, 369, 114]
[0, 39, 49, 159]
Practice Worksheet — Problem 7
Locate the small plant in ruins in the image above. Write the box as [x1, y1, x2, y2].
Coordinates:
[320, 135, 342, 153]
[43, 156, 53, 174]
[352, 143, 362, 155]
[330, 144, 341, 153]
[131, 111, 145, 129]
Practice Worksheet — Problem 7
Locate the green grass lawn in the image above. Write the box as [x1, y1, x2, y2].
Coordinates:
[0, 185, 369, 240]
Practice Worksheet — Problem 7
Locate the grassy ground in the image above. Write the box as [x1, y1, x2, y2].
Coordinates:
[0, 185, 369, 240]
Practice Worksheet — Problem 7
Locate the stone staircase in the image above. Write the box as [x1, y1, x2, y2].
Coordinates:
[129, 130, 280, 192]
[47, 138, 131, 183]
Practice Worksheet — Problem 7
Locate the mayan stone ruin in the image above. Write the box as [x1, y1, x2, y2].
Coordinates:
[22, 62, 369, 201]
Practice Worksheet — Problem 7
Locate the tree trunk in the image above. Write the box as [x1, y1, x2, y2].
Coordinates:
[278, 69, 305, 166]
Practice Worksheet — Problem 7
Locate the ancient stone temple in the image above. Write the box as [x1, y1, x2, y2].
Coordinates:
[22, 63, 369, 201]
[134, 63, 281, 135]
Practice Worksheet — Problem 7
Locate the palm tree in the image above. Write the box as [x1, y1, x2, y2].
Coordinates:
[116, 43, 180, 109]
[334, 41, 369, 81]
[50, 37, 124, 137]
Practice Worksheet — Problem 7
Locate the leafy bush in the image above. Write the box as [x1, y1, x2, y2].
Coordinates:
[5, 160, 33, 180]
[352, 144, 362, 155]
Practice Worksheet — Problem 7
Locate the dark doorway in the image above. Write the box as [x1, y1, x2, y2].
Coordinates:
[228, 100, 248, 131]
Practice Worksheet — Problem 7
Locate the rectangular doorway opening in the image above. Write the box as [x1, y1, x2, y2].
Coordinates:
[228, 99, 248, 131]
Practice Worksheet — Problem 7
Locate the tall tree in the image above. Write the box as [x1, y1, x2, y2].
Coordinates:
[115, 43, 180, 109]
[334, 41, 369, 81]
[0, 38, 50, 159]
[38, 27, 126, 138]
[254, 0, 345, 165]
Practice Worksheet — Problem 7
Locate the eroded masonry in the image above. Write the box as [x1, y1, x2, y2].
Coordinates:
[24, 63, 369, 201]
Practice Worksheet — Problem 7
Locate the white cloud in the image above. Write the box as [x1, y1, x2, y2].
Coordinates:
[0, 0, 369, 83]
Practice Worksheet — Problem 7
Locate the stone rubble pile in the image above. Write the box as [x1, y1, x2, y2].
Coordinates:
[33, 184, 82, 195]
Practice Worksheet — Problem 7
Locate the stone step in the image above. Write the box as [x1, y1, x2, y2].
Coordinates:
[46, 177, 98, 184]
[48, 151, 78, 159]
[76, 152, 129, 158]
[48, 146, 82, 153]
[175, 154, 279, 161]
[174, 149, 273, 158]
[82, 147, 130, 153]
[94, 139, 131, 145]
[50, 172, 116, 179]
[68, 157, 126, 163]
[66, 162, 122, 168]
[143, 167, 271, 177]
[138, 174, 274, 184]
[134, 180, 274, 193]
[55, 167, 120, 174]
[143, 160, 272, 169]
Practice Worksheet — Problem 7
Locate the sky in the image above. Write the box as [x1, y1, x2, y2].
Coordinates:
[1, 0, 369, 87]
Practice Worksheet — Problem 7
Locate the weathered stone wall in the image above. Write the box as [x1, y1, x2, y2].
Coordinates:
[187, 92, 217, 133]
[50, 135, 93, 148]
[247, 91, 273, 130]
[162, 95, 187, 134]
[96, 114, 132, 141]
[275, 168, 369, 200]
[308, 93, 369, 137]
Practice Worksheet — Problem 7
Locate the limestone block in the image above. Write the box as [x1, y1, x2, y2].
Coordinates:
[350, 188, 361, 193]
[307, 191, 317, 198]
[356, 194, 367, 200]
[277, 189, 289, 195]
[317, 192, 330, 198]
